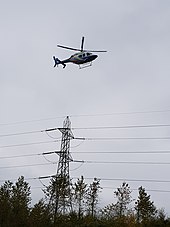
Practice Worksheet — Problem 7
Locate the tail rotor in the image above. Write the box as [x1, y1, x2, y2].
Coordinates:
[53, 56, 60, 67]
[53, 56, 66, 68]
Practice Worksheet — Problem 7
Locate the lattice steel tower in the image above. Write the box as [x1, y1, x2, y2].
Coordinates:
[54, 116, 74, 217]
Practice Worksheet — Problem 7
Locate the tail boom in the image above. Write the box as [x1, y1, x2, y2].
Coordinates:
[53, 56, 66, 68]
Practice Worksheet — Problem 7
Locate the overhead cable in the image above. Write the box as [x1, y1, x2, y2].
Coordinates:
[1, 123, 170, 138]
[71, 150, 170, 154]
[0, 116, 65, 126]
[30, 186, 170, 194]
[76, 160, 170, 165]
[0, 140, 60, 149]
[1, 149, 170, 161]
[0, 162, 57, 170]
[76, 177, 170, 184]
[102, 186, 170, 193]
[0, 175, 170, 186]
[1, 108, 170, 126]
[74, 136, 170, 141]
[70, 109, 170, 118]
[0, 158, 170, 169]
[72, 123, 170, 130]
[0, 127, 59, 138]
[0, 150, 60, 160]
[0, 129, 45, 138]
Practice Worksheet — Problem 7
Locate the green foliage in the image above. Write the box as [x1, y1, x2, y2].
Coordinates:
[100, 182, 134, 226]
[43, 175, 73, 225]
[0, 181, 13, 227]
[86, 178, 102, 217]
[114, 182, 133, 217]
[0, 176, 31, 227]
[11, 176, 31, 226]
[73, 175, 88, 219]
[0, 176, 170, 226]
[29, 199, 52, 227]
[135, 186, 157, 225]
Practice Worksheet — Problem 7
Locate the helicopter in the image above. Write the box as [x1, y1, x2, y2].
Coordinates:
[53, 37, 107, 69]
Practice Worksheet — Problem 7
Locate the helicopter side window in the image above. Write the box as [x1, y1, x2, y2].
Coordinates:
[82, 53, 86, 57]
[86, 53, 90, 56]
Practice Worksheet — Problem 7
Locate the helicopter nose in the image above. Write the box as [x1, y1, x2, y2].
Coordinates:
[91, 54, 98, 61]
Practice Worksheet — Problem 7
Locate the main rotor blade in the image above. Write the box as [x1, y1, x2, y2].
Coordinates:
[81, 36, 85, 51]
[57, 45, 80, 51]
[85, 50, 107, 53]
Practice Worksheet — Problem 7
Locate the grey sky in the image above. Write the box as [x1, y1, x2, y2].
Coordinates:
[0, 0, 170, 212]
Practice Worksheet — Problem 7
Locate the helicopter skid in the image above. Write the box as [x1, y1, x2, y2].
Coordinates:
[79, 62, 92, 69]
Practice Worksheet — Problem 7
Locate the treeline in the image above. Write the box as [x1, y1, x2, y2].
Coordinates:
[0, 176, 170, 227]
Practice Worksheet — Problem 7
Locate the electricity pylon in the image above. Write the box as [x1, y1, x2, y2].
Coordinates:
[53, 116, 74, 219]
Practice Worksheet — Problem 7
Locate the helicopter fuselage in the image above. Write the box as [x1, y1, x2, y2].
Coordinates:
[63, 51, 98, 65]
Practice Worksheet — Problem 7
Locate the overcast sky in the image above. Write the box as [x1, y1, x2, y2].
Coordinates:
[1, 0, 170, 212]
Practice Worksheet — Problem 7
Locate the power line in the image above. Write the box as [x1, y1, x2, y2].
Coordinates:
[77, 177, 170, 184]
[34, 175, 170, 184]
[71, 150, 170, 154]
[0, 116, 66, 126]
[0, 140, 60, 149]
[70, 109, 170, 118]
[1, 174, 170, 185]
[102, 186, 170, 193]
[0, 159, 169, 170]
[1, 123, 170, 138]
[0, 150, 60, 160]
[0, 149, 170, 161]
[0, 127, 60, 138]
[31, 185, 170, 194]
[0, 153, 40, 160]
[72, 123, 170, 130]
[1, 108, 170, 127]
[1, 175, 170, 194]
[0, 175, 56, 183]
[0, 162, 57, 170]
[77, 160, 170, 165]
[0, 129, 45, 138]
[74, 136, 170, 141]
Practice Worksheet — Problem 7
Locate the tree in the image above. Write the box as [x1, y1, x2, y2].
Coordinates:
[30, 199, 52, 227]
[0, 181, 13, 227]
[73, 176, 88, 219]
[101, 203, 118, 220]
[101, 182, 133, 226]
[86, 178, 102, 217]
[44, 176, 73, 224]
[135, 186, 156, 225]
[11, 176, 31, 227]
[0, 177, 31, 227]
[153, 208, 168, 226]
[114, 182, 133, 218]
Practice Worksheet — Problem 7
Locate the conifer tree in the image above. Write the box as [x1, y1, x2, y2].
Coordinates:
[101, 182, 133, 226]
[30, 199, 52, 227]
[44, 175, 73, 224]
[0, 177, 31, 227]
[0, 181, 13, 227]
[73, 176, 88, 219]
[135, 186, 156, 225]
[114, 182, 133, 218]
[86, 178, 102, 217]
[11, 176, 31, 227]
